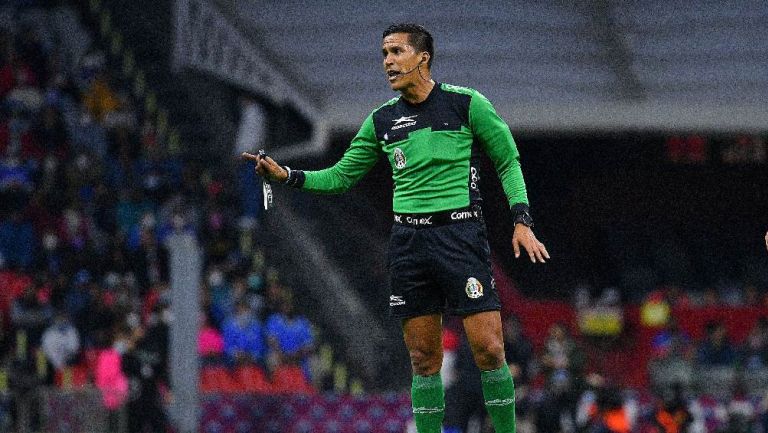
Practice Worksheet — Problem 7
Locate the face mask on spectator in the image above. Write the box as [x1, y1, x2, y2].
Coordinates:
[141, 213, 156, 229]
[208, 271, 224, 287]
[126, 312, 141, 330]
[172, 214, 185, 230]
[236, 311, 251, 326]
[43, 233, 58, 251]
[44, 155, 58, 174]
[114, 339, 128, 355]
[144, 173, 161, 189]
[75, 154, 89, 170]
[64, 209, 80, 231]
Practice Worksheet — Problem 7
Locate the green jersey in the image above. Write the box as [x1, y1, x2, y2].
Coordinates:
[299, 83, 528, 214]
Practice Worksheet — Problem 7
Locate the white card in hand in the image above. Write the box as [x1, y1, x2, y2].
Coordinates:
[262, 181, 273, 210]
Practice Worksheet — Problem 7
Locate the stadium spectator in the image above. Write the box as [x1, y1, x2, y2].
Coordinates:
[64, 269, 90, 325]
[82, 71, 119, 123]
[115, 188, 154, 236]
[697, 322, 737, 366]
[222, 299, 265, 365]
[443, 332, 487, 433]
[94, 328, 130, 411]
[0, 210, 34, 269]
[198, 311, 224, 363]
[538, 322, 585, 433]
[11, 282, 53, 351]
[78, 285, 116, 348]
[265, 292, 314, 379]
[541, 322, 585, 384]
[40, 310, 79, 371]
[652, 384, 692, 433]
[123, 303, 169, 433]
[579, 386, 632, 433]
[740, 318, 768, 370]
[503, 315, 533, 387]
[129, 228, 169, 295]
[207, 267, 234, 327]
[33, 105, 68, 157]
[650, 319, 693, 361]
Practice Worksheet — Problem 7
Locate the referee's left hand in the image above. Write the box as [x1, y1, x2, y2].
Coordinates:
[512, 224, 549, 263]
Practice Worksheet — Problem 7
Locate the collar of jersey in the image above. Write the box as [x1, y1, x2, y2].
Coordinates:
[400, 82, 440, 108]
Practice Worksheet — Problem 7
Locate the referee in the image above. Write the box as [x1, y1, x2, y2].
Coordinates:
[244, 23, 548, 433]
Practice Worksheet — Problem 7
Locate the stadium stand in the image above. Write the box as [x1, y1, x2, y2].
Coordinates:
[1, 1, 768, 432]
[616, 0, 768, 103]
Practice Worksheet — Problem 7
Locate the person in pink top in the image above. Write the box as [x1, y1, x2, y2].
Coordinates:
[198, 312, 224, 362]
[95, 329, 131, 411]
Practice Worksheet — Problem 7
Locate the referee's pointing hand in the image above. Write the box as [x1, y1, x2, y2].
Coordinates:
[242, 152, 288, 183]
[512, 224, 549, 263]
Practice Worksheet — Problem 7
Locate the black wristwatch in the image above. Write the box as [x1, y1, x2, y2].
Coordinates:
[511, 203, 534, 227]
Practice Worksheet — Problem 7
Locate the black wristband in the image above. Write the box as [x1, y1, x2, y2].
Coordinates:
[284, 167, 305, 188]
[511, 203, 533, 227]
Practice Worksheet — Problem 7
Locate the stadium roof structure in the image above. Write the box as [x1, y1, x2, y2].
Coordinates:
[226, 0, 767, 134]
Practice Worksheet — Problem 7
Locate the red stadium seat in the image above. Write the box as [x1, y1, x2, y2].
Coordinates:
[200, 366, 240, 393]
[235, 365, 272, 394]
[271, 365, 314, 394]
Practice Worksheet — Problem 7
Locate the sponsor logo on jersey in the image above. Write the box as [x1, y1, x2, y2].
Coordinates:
[470, 166, 480, 190]
[390, 295, 406, 306]
[450, 210, 480, 221]
[465, 277, 484, 299]
[394, 148, 407, 169]
[391, 115, 418, 130]
[393, 214, 433, 226]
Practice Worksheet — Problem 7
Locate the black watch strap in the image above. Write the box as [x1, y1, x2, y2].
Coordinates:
[511, 203, 533, 227]
[283, 166, 305, 188]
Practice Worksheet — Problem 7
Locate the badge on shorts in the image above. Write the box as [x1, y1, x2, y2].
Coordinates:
[465, 277, 484, 299]
[394, 148, 407, 169]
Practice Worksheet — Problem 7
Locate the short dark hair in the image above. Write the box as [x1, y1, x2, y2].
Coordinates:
[383, 23, 434, 68]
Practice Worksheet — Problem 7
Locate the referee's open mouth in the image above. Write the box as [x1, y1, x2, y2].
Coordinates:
[387, 70, 400, 82]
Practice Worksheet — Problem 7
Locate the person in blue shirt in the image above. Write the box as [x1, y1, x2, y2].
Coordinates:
[697, 321, 736, 366]
[222, 300, 265, 365]
[0, 211, 34, 269]
[265, 293, 314, 380]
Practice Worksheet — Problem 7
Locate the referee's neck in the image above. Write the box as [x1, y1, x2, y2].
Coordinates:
[401, 80, 435, 105]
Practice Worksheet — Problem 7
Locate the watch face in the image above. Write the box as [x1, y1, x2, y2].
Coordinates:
[515, 212, 533, 227]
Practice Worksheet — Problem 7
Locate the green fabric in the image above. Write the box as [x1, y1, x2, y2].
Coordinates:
[411, 373, 445, 433]
[481, 363, 516, 433]
[302, 84, 528, 213]
[303, 112, 381, 195]
[465, 88, 528, 210]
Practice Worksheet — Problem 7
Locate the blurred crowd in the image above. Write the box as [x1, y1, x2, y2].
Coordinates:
[441, 311, 768, 433]
[0, 6, 315, 432]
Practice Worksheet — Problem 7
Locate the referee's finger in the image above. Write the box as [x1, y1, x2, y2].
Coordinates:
[541, 243, 551, 259]
[264, 156, 280, 168]
[513, 238, 521, 258]
[241, 152, 260, 162]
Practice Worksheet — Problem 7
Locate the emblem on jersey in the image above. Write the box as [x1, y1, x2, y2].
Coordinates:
[394, 148, 407, 169]
[391, 115, 418, 130]
[465, 277, 484, 299]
